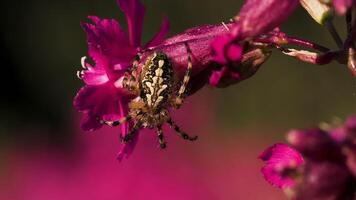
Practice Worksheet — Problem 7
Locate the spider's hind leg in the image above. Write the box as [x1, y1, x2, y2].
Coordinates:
[121, 122, 142, 143]
[157, 126, 167, 149]
[167, 118, 198, 141]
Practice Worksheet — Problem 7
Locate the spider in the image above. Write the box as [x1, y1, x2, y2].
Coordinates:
[100, 44, 198, 149]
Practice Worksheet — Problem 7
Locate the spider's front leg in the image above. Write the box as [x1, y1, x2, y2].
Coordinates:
[122, 54, 141, 94]
[172, 43, 193, 109]
[99, 115, 132, 127]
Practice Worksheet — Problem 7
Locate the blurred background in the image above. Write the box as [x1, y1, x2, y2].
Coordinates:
[1, 0, 355, 199]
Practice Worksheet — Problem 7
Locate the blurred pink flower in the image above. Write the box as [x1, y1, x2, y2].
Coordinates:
[74, 0, 169, 160]
[259, 143, 304, 189]
[333, 0, 354, 15]
[261, 116, 356, 199]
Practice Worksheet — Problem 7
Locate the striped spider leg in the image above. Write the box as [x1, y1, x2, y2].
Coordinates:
[171, 43, 193, 109]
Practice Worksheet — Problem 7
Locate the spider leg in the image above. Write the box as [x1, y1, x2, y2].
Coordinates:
[123, 54, 141, 93]
[157, 126, 167, 149]
[100, 115, 132, 127]
[167, 118, 198, 141]
[121, 121, 142, 143]
[172, 43, 192, 109]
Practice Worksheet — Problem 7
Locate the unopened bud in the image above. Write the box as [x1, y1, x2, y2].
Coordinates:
[211, 45, 272, 88]
[301, 0, 333, 25]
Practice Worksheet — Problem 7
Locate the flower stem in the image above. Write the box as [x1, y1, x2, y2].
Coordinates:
[346, 11, 352, 34]
[285, 36, 330, 52]
[325, 20, 343, 49]
[255, 35, 330, 52]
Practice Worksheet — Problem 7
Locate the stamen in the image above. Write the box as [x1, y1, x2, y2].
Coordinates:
[114, 76, 125, 88]
[81, 56, 87, 69]
[76, 70, 83, 79]
[222, 22, 230, 31]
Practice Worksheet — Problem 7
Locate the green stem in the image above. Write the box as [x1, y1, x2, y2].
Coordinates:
[325, 20, 343, 49]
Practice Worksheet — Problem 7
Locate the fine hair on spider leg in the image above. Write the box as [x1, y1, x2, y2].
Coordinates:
[100, 115, 132, 127]
[167, 118, 198, 141]
[121, 121, 142, 143]
[172, 42, 193, 108]
[157, 126, 167, 149]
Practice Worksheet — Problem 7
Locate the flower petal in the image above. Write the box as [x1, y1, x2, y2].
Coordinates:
[232, 0, 300, 38]
[80, 112, 103, 131]
[163, 24, 231, 45]
[115, 97, 138, 161]
[145, 16, 170, 48]
[259, 143, 304, 189]
[211, 35, 239, 64]
[144, 23, 231, 80]
[286, 128, 340, 161]
[81, 16, 136, 77]
[209, 66, 241, 87]
[117, 0, 145, 47]
[81, 65, 110, 86]
[210, 45, 271, 88]
[73, 85, 131, 131]
[117, 133, 139, 161]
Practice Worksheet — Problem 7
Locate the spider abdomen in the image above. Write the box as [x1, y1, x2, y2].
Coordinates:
[141, 52, 174, 109]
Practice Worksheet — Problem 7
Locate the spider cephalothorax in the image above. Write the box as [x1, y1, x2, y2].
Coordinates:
[101, 48, 198, 148]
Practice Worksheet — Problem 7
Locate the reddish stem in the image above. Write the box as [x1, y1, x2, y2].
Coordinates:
[284, 36, 330, 53]
[256, 34, 330, 53]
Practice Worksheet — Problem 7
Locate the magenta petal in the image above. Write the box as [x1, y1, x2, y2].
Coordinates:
[145, 16, 170, 48]
[81, 16, 136, 76]
[115, 98, 137, 161]
[117, 133, 139, 161]
[118, 97, 130, 137]
[163, 24, 231, 45]
[149, 23, 231, 80]
[333, 0, 354, 15]
[117, 0, 145, 47]
[233, 0, 299, 38]
[259, 143, 304, 189]
[73, 85, 131, 131]
[227, 43, 243, 62]
[80, 112, 103, 131]
[211, 35, 233, 64]
[211, 34, 242, 64]
[81, 66, 109, 86]
[286, 128, 339, 161]
[209, 66, 240, 87]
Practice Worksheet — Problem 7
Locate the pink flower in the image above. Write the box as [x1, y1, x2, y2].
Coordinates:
[286, 128, 341, 161]
[259, 143, 304, 189]
[73, 0, 169, 161]
[144, 24, 231, 91]
[262, 116, 356, 199]
[210, 0, 299, 87]
[333, 0, 354, 15]
[296, 162, 354, 200]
